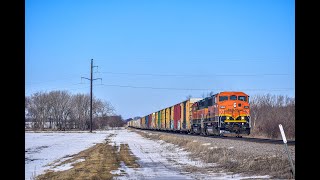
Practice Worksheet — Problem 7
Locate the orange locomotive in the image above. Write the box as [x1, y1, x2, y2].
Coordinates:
[190, 92, 251, 137]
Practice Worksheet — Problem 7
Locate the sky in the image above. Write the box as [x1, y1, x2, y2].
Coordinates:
[25, 0, 295, 119]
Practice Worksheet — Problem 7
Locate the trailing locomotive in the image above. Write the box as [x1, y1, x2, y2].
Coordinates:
[127, 91, 251, 137]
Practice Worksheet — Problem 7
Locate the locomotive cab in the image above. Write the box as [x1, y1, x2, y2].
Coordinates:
[218, 92, 251, 136]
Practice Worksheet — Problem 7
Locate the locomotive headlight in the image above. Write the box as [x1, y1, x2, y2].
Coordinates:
[220, 106, 225, 109]
[226, 117, 229, 120]
[244, 106, 249, 109]
[241, 116, 244, 120]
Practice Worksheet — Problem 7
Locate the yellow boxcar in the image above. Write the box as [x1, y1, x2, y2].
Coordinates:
[186, 98, 203, 130]
[161, 109, 165, 129]
[152, 112, 156, 129]
[165, 107, 170, 130]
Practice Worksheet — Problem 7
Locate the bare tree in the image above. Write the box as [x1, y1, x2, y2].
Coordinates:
[70, 93, 90, 130]
[25, 96, 31, 119]
[250, 94, 295, 139]
[92, 98, 115, 129]
[48, 91, 71, 130]
[28, 92, 51, 130]
[108, 115, 125, 129]
[26, 90, 120, 131]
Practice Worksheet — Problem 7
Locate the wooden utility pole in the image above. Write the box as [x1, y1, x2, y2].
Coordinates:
[81, 59, 102, 133]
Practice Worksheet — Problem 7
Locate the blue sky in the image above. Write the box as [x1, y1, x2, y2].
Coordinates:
[25, 0, 295, 119]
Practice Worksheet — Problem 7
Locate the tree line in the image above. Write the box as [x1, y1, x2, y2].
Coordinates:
[250, 94, 295, 139]
[26, 91, 295, 138]
[25, 90, 125, 131]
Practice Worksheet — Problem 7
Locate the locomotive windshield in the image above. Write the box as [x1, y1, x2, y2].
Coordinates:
[230, 95, 237, 100]
[219, 95, 248, 102]
[219, 96, 228, 101]
[238, 96, 247, 101]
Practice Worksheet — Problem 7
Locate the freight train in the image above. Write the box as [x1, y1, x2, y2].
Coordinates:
[127, 91, 251, 137]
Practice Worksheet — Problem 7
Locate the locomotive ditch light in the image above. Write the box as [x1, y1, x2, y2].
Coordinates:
[220, 106, 225, 109]
[241, 116, 244, 120]
[244, 106, 249, 108]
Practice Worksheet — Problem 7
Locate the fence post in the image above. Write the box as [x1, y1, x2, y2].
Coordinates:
[279, 124, 295, 178]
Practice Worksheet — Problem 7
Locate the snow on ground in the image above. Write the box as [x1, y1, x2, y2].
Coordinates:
[25, 130, 112, 180]
[25, 129, 270, 180]
[110, 129, 270, 180]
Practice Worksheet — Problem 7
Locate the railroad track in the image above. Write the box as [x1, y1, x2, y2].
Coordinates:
[129, 127, 295, 146]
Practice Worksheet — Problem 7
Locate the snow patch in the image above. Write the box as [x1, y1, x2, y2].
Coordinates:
[25, 129, 271, 180]
[109, 130, 270, 179]
[51, 158, 85, 172]
[209, 146, 219, 150]
[25, 130, 113, 180]
[202, 143, 211, 146]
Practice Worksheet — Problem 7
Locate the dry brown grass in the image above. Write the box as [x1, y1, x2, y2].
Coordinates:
[134, 129, 294, 179]
[119, 144, 140, 168]
[36, 135, 139, 180]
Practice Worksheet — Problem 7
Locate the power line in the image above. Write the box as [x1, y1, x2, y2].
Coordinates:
[94, 58, 285, 63]
[25, 81, 294, 94]
[96, 84, 294, 92]
[26, 71, 290, 86]
[26, 73, 90, 85]
[99, 71, 290, 77]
